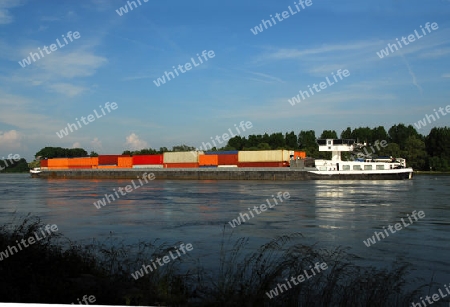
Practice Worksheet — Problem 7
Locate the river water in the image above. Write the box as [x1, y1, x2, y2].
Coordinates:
[1, 174, 449, 299]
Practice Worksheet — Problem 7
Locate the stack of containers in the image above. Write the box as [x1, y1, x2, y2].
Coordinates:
[237, 150, 290, 167]
[40, 159, 49, 170]
[199, 155, 218, 168]
[293, 151, 306, 159]
[67, 157, 98, 169]
[132, 155, 164, 168]
[98, 155, 123, 169]
[91, 157, 99, 169]
[205, 151, 238, 167]
[118, 156, 133, 168]
[47, 158, 69, 169]
[163, 151, 202, 168]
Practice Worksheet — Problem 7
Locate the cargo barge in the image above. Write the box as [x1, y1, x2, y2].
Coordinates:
[30, 139, 413, 181]
[30, 167, 412, 180]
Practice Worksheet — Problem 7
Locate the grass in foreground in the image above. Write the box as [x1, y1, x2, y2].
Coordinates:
[0, 215, 435, 306]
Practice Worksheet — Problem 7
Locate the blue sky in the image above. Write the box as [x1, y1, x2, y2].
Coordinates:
[1, 0, 449, 160]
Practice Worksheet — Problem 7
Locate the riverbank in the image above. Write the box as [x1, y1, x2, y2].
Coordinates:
[0, 214, 426, 306]
[414, 171, 450, 175]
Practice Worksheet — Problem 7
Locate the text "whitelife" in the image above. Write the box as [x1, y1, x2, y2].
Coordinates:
[18, 31, 81, 68]
[56, 102, 118, 139]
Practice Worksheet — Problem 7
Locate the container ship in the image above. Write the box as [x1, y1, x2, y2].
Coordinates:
[30, 139, 413, 180]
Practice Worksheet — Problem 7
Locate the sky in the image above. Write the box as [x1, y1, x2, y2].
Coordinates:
[0, 0, 450, 161]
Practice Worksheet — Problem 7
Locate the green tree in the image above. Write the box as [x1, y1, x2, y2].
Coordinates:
[298, 130, 318, 157]
[285, 131, 298, 149]
[425, 127, 450, 158]
[319, 130, 338, 139]
[340, 127, 352, 139]
[378, 143, 402, 158]
[428, 156, 450, 172]
[372, 126, 388, 142]
[257, 143, 271, 150]
[402, 135, 428, 170]
[68, 148, 88, 157]
[351, 127, 373, 143]
[268, 133, 285, 149]
[172, 145, 196, 152]
[388, 124, 419, 150]
[35, 147, 88, 158]
[228, 136, 245, 150]
[0, 158, 29, 173]
[425, 127, 450, 171]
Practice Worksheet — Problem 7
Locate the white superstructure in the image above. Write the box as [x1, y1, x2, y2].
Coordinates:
[310, 139, 413, 179]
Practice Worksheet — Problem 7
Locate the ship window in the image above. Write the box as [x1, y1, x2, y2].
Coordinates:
[364, 165, 372, 170]
[353, 165, 362, 170]
[342, 165, 350, 170]
[376, 165, 385, 170]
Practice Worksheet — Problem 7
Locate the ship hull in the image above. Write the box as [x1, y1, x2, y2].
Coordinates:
[30, 168, 413, 181]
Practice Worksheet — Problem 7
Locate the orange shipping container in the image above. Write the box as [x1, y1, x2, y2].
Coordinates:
[294, 151, 306, 159]
[91, 157, 99, 166]
[47, 158, 69, 167]
[68, 157, 95, 167]
[97, 165, 119, 169]
[199, 155, 218, 166]
[118, 156, 133, 168]
[164, 163, 199, 168]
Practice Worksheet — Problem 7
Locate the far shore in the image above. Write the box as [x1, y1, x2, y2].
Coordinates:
[414, 171, 450, 175]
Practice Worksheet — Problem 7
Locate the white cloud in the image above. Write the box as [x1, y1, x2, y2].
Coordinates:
[90, 137, 102, 151]
[72, 142, 81, 148]
[0, 130, 22, 150]
[260, 41, 381, 61]
[125, 133, 148, 151]
[400, 54, 423, 95]
[244, 70, 284, 83]
[0, 0, 24, 25]
[36, 51, 108, 79]
[47, 83, 87, 97]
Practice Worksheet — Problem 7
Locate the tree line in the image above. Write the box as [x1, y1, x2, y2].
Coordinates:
[0, 158, 29, 173]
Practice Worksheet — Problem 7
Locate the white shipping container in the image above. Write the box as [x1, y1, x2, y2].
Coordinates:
[132, 165, 164, 168]
[163, 151, 204, 163]
[238, 150, 290, 162]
